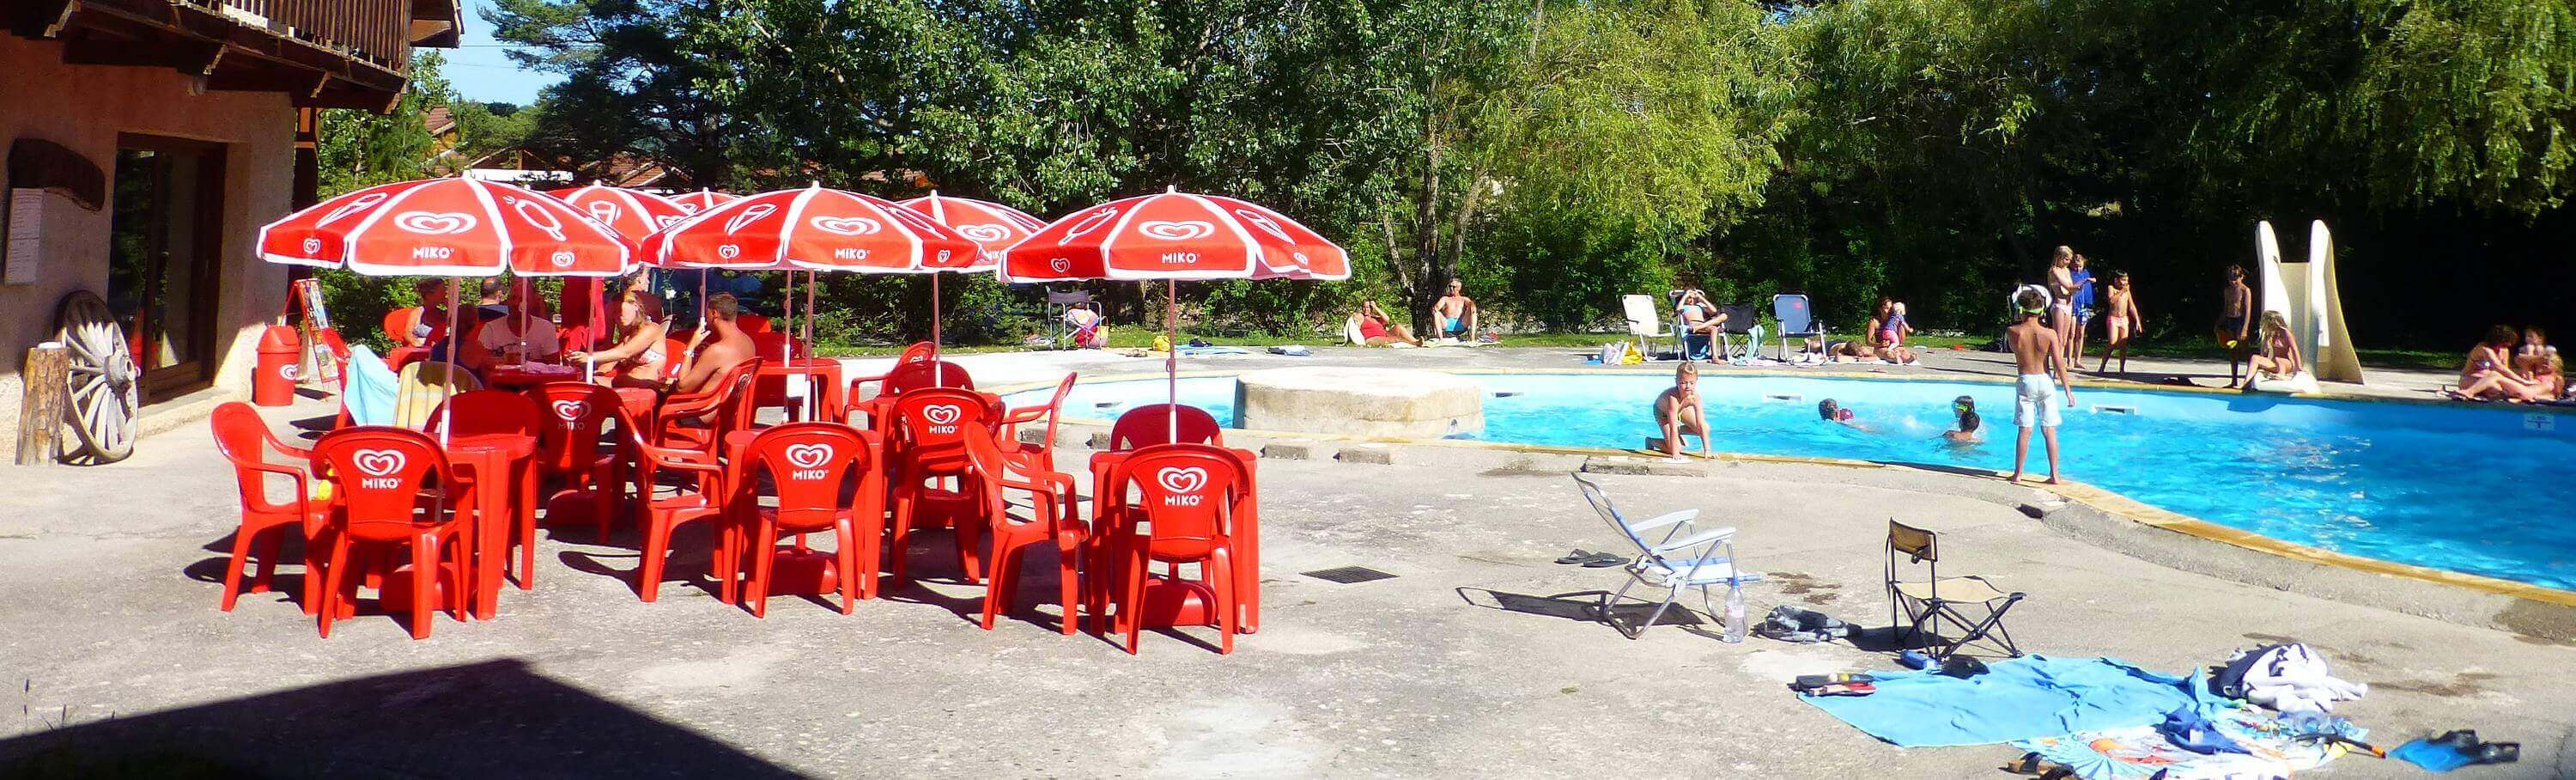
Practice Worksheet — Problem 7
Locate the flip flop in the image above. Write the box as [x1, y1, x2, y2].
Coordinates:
[1580, 552, 1627, 568]
[1554, 550, 1596, 564]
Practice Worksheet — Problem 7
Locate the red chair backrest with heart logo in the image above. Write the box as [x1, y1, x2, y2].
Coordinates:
[311, 426, 451, 541]
[1108, 405, 1223, 452]
[526, 381, 621, 472]
[890, 387, 990, 467]
[744, 422, 877, 529]
[1105, 442, 1245, 557]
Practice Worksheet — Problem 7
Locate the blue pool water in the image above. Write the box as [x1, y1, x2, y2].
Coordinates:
[1017, 373, 2576, 589]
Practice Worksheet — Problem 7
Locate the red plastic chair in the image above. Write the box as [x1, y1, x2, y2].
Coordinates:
[1096, 442, 1251, 654]
[309, 426, 471, 639]
[210, 402, 327, 613]
[382, 307, 425, 347]
[611, 399, 734, 602]
[732, 422, 884, 615]
[997, 373, 1078, 469]
[653, 358, 762, 453]
[1108, 404, 1224, 451]
[846, 354, 966, 426]
[885, 387, 995, 586]
[959, 425, 1085, 633]
[526, 381, 626, 542]
[430, 389, 546, 588]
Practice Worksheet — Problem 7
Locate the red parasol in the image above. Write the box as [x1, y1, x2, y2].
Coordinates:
[897, 192, 1051, 367]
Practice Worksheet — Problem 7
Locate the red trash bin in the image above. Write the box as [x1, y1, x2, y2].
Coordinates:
[252, 325, 300, 406]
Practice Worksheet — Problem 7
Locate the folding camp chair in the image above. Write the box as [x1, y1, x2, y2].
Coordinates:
[1573, 473, 1761, 639]
[392, 361, 483, 430]
[1044, 288, 1101, 350]
[1620, 295, 1666, 361]
[1716, 304, 1763, 364]
[1772, 294, 1826, 362]
[1886, 520, 2026, 661]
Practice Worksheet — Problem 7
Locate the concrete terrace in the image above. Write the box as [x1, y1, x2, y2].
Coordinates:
[1, 345, 2567, 777]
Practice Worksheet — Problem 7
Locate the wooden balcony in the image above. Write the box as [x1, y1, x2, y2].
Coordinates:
[5, 0, 459, 109]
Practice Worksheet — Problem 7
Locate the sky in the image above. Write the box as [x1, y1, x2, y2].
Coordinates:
[439, 0, 560, 106]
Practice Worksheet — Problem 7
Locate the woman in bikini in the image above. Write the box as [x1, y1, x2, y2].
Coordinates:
[2047, 247, 2078, 360]
[1654, 361, 1713, 457]
[567, 289, 671, 388]
[2095, 271, 2142, 375]
[2457, 325, 2541, 402]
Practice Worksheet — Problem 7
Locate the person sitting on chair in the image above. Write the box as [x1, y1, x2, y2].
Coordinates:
[1674, 289, 1723, 359]
[568, 289, 671, 389]
[674, 292, 756, 393]
[477, 282, 561, 365]
[1433, 278, 1479, 340]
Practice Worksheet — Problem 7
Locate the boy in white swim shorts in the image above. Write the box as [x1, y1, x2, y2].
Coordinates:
[2007, 287, 2074, 484]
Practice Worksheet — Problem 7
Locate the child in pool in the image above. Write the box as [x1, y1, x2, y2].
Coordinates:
[1655, 361, 1713, 458]
[1817, 399, 1866, 430]
[1943, 395, 1983, 442]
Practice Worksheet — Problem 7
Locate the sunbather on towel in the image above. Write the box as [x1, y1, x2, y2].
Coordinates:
[1353, 301, 1422, 347]
[1656, 361, 1713, 457]
[1433, 279, 1479, 339]
[2456, 326, 2541, 402]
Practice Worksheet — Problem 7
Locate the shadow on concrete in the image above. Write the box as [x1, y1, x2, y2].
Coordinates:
[1456, 587, 1710, 637]
[0, 659, 807, 779]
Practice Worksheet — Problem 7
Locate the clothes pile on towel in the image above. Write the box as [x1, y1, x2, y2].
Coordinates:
[2212, 643, 2366, 714]
[1801, 655, 2227, 747]
[2009, 706, 2367, 780]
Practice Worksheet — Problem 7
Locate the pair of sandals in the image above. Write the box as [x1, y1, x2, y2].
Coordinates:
[1554, 549, 1628, 568]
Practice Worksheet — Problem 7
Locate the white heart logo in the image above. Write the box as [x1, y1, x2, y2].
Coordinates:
[318, 192, 389, 227]
[550, 399, 586, 422]
[514, 199, 569, 241]
[809, 216, 881, 235]
[278, 363, 301, 381]
[586, 201, 622, 225]
[393, 211, 477, 235]
[1048, 257, 1071, 272]
[550, 250, 577, 268]
[725, 203, 775, 235]
[301, 237, 322, 254]
[923, 405, 961, 426]
[784, 442, 834, 470]
[718, 244, 742, 259]
[1058, 208, 1120, 245]
[1232, 208, 1292, 241]
[957, 223, 1011, 243]
[353, 448, 407, 478]
[1157, 466, 1208, 495]
[1137, 220, 1215, 241]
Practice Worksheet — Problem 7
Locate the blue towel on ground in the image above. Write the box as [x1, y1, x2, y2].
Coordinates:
[1801, 655, 2221, 747]
[2389, 739, 2476, 772]
[341, 344, 399, 426]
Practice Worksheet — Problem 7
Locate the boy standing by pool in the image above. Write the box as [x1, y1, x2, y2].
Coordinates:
[2008, 288, 2075, 484]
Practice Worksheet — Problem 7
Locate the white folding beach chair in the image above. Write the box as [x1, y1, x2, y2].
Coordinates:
[1621, 295, 1666, 361]
[1573, 473, 1761, 638]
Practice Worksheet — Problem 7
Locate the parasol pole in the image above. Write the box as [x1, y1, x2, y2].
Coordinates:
[1167, 278, 1179, 442]
[931, 272, 945, 387]
[803, 270, 818, 418]
[441, 278, 460, 444]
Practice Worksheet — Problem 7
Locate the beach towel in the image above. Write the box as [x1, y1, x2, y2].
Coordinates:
[1801, 655, 2221, 747]
[2010, 706, 2361, 780]
[341, 344, 399, 426]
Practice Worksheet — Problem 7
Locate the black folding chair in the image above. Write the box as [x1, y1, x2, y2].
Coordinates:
[1886, 520, 2026, 660]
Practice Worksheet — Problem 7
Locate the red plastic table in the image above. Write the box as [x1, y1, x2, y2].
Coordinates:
[1086, 447, 1261, 633]
[447, 431, 537, 619]
[756, 357, 845, 423]
[483, 363, 586, 391]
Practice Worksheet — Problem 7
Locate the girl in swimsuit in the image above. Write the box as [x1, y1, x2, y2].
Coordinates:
[1654, 361, 1712, 457]
[567, 289, 671, 388]
[2047, 247, 2077, 359]
[2244, 311, 2304, 382]
[2458, 325, 2541, 401]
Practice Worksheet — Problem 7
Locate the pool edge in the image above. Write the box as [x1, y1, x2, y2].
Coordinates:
[999, 369, 2576, 634]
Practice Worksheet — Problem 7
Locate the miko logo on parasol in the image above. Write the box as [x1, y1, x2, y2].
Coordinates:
[1156, 466, 1208, 506]
[393, 211, 477, 235]
[549, 250, 577, 268]
[957, 223, 1012, 243]
[782, 442, 835, 480]
[1137, 220, 1215, 241]
[810, 216, 881, 236]
[351, 449, 408, 490]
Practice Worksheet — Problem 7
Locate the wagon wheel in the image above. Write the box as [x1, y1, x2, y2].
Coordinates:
[52, 290, 139, 464]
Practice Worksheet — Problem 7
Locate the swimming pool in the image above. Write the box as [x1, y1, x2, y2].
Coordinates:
[1017, 372, 2576, 590]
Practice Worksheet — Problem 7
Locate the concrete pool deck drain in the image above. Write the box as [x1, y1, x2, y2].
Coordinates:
[1010, 368, 2576, 643]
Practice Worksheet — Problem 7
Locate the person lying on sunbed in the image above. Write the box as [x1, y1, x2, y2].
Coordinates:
[1656, 361, 1713, 457]
[1353, 301, 1422, 347]
[2455, 325, 2541, 402]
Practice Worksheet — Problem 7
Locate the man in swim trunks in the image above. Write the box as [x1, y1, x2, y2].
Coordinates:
[1655, 361, 1711, 457]
[2008, 287, 2074, 484]
[2216, 265, 2253, 387]
[1433, 278, 1478, 340]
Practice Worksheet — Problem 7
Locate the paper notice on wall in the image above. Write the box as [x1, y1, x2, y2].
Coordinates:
[3, 188, 58, 286]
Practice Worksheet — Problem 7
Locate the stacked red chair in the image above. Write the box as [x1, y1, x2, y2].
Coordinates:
[732, 422, 884, 614]
[309, 427, 472, 639]
[1095, 443, 1255, 655]
[209, 402, 327, 613]
[526, 382, 627, 542]
[885, 387, 995, 585]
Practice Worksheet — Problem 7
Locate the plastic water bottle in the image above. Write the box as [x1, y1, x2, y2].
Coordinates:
[1722, 582, 1747, 643]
